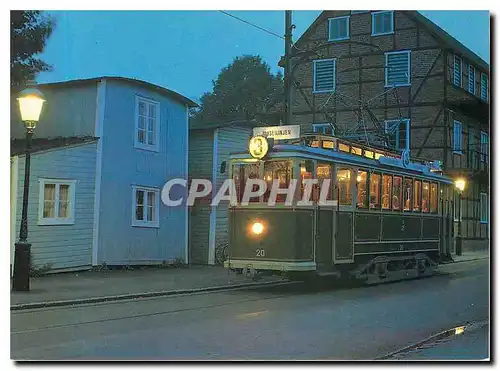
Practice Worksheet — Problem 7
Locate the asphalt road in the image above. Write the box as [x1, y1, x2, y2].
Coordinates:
[11, 259, 489, 360]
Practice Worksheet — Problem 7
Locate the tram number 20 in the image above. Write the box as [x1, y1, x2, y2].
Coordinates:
[255, 249, 265, 257]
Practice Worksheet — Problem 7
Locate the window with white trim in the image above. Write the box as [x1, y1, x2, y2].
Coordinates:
[328, 16, 350, 41]
[313, 59, 336, 93]
[132, 186, 160, 227]
[385, 51, 411, 87]
[313, 123, 334, 135]
[385, 119, 409, 151]
[468, 64, 475, 94]
[38, 179, 76, 225]
[480, 131, 488, 163]
[453, 120, 463, 154]
[481, 73, 488, 101]
[453, 55, 462, 87]
[480, 192, 488, 223]
[135, 96, 160, 151]
[372, 11, 394, 36]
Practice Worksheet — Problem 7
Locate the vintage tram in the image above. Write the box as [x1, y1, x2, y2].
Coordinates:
[224, 131, 454, 284]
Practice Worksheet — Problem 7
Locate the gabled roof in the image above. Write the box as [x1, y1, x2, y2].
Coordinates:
[36, 76, 199, 108]
[11, 136, 98, 156]
[293, 11, 489, 71]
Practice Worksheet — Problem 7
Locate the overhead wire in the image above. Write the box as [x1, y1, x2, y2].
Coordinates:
[219, 11, 284, 40]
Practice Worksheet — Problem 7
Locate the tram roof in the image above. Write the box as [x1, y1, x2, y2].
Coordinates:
[230, 142, 453, 184]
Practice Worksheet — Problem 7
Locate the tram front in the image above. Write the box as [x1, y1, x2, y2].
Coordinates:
[224, 136, 322, 278]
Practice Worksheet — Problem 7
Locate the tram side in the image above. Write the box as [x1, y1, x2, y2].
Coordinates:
[225, 145, 454, 282]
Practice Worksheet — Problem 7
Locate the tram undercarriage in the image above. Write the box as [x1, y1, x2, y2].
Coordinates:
[226, 251, 439, 285]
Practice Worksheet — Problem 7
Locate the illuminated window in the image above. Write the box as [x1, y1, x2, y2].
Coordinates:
[299, 161, 313, 202]
[364, 150, 374, 159]
[422, 182, 430, 212]
[322, 140, 335, 149]
[382, 175, 392, 209]
[413, 180, 422, 212]
[336, 168, 352, 205]
[370, 173, 381, 209]
[393, 176, 402, 211]
[351, 147, 362, 155]
[317, 164, 333, 201]
[403, 178, 413, 211]
[356, 170, 368, 209]
[233, 163, 260, 203]
[262, 160, 294, 203]
[339, 143, 350, 152]
[430, 183, 438, 213]
[374, 152, 383, 160]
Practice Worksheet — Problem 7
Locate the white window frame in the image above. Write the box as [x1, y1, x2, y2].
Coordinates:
[480, 131, 488, 163]
[385, 50, 411, 87]
[328, 16, 350, 41]
[384, 119, 410, 151]
[312, 123, 335, 135]
[38, 179, 77, 226]
[351, 11, 369, 14]
[468, 64, 476, 95]
[371, 11, 394, 36]
[453, 120, 463, 154]
[313, 58, 336, 94]
[134, 96, 160, 152]
[480, 73, 488, 101]
[480, 192, 488, 223]
[132, 186, 160, 228]
[453, 55, 462, 87]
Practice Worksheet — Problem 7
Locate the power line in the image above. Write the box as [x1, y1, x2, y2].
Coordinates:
[219, 11, 284, 40]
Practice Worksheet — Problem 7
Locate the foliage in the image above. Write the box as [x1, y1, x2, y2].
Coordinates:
[30, 263, 53, 277]
[191, 55, 284, 126]
[11, 11, 55, 88]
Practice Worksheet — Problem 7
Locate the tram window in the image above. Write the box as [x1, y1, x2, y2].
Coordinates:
[339, 143, 350, 152]
[393, 176, 402, 210]
[382, 175, 392, 210]
[299, 161, 314, 201]
[374, 152, 383, 160]
[364, 150, 374, 159]
[356, 170, 368, 208]
[403, 178, 413, 211]
[422, 182, 430, 212]
[233, 163, 260, 203]
[336, 168, 352, 205]
[263, 160, 293, 203]
[311, 140, 320, 148]
[323, 141, 335, 149]
[351, 146, 362, 155]
[413, 180, 422, 212]
[317, 164, 333, 200]
[430, 183, 438, 213]
[370, 173, 381, 209]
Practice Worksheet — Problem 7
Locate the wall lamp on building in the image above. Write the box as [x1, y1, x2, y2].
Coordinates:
[12, 83, 45, 292]
[454, 177, 466, 257]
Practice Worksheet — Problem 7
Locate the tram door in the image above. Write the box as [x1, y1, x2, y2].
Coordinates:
[314, 162, 336, 270]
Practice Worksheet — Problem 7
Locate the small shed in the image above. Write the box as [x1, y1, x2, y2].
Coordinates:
[188, 120, 257, 265]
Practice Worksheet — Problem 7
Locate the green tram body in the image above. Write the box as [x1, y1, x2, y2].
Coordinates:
[224, 134, 454, 278]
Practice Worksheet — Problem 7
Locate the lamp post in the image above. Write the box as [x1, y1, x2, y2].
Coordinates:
[454, 178, 466, 257]
[12, 84, 45, 291]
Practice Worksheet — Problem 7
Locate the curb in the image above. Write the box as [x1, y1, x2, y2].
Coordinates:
[445, 256, 489, 264]
[11, 279, 292, 311]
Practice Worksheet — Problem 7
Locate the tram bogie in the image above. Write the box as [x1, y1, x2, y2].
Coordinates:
[224, 131, 454, 284]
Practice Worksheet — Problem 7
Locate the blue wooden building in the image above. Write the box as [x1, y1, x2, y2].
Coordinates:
[10, 77, 198, 272]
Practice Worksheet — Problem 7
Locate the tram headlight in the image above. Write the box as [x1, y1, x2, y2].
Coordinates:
[251, 222, 264, 235]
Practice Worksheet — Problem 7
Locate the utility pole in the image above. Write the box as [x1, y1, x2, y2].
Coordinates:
[284, 10, 293, 127]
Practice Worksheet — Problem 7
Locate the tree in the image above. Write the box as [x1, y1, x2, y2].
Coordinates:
[192, 55, 284, 126]
[11, 11, 55, 88]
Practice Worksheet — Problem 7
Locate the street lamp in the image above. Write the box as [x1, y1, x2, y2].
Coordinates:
[12, 84, 45, 291]
[454, 178, 466, 257]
